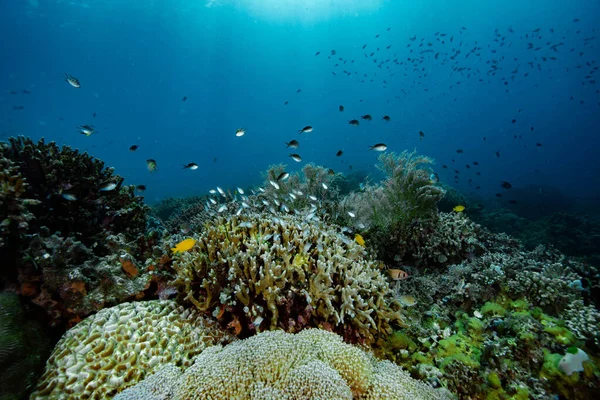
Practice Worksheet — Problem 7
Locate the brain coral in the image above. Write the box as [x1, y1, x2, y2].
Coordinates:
[171, 213, 403, 344]
[31, 300, 235, 399]
[117, 329, 450, 400]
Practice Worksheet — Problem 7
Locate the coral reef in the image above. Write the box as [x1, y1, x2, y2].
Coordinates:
[0, 137, 171, 330]
[0, 292, 52, 400]
[31, 300, 235, 399]
[341, 151, 445, 230]
[379, 238, 600, 398]
[117, 329, 451, 400]
[171, 212, 403, 344]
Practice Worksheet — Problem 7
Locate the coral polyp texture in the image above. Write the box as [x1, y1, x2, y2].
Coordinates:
[171, 213, 403, 344]
[30, 300, 235, 399]
[117, 329, 451, 400]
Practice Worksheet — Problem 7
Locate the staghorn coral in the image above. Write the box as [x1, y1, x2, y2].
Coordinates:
[31, 300, 235, 400]
[121, 329, 450, 400]
[171, 212, 403, 344]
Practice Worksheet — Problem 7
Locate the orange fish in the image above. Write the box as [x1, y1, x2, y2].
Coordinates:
[388, 268, 409, 280]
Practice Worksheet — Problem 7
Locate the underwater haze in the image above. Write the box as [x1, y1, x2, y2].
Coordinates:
[1, 0, 599, 205]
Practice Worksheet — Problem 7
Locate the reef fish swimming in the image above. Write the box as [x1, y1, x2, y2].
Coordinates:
[171, 238, 196, 253]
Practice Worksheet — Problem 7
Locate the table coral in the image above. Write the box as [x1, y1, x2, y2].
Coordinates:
[30, 300, 235, 399]
[171, 213, 404, 344]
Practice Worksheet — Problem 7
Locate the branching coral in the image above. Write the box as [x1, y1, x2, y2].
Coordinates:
[31, 300, 235, 399]
[171, 212, 403, 344]
[119, 329, 451, 400]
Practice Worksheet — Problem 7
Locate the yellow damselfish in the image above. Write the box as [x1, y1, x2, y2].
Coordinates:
[171, 238, 196, 253]
[453, 205, 465, 212]
[355, 233, 365, 247]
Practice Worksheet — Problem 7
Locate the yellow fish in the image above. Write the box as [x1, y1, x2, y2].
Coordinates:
[453, 205, 465, 212]
[171, 238, 196, 253]
[354, 233, 365, 247]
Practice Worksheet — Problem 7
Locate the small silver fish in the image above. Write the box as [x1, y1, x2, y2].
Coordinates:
[99, 182, 117, 191]
[298, 126, 313, 134]
[209, 197, 217, 205]
[262, 200, 270, 206]
[322, 183, 328, 190]
[209, 189, 217, 194]
[309, 195, 318, 201]
[62, 193, 77, 201]
[235, 128, 246, 137]
[289, 193, 297, 200]
[290, 154, 302, 162]
[237, 187, 245, 194]
[64, 73, 81, 88]
[218, 205, 227, 213]
[217, 187, 226, 197]
[347, 211, 356, 218]
[269, 180, 280, 189]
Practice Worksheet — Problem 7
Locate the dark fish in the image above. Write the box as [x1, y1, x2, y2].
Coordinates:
[276, 172, 290, 181]
[473, 161, 479, 165]
[183, 163, 199, 170]
[296, 89, 302, 93]
[339, 105, 344, 112]
[456, 149, 464, 153]
[284, 101, 288, 105]
[495, 193, 502, 198]
[419, 131, 425, 140]
[442, 165, 448, 169]
[336, 150, 343, 156]
[146, 159, 158, 173]
[22, 89, 31, 94]
[495, 151, 500, 158]
[348, 119, 360, 126]
[500, 181, 512, 189]
[290, 154, 302, 162]
[511, 119, 516, 123]
[508, 200, 518, 205]
[382, 115, 391, 122]
[92, 112, 97, 118]
[369, 143, 387, 151]
[182, 96, 187, 102]
[129, 145, 139, 151]
[315, 51, 320, 56]
[536, 142, 542, 147]
[285, 140, 299, 149]
[328, 168, 335, 176]
[136, 185, 146, 191]
[361, 114, 372, 121]
[299, 126, 313, 134]
[465, 165, 471, 169]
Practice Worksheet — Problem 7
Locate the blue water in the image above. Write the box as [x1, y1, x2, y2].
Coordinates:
[1, 0, 598, 207]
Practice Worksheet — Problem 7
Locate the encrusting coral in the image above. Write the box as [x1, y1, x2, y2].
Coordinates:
[171, 212, 404, 344]
[30, 300, 235, 399]
[116, 329, 451, 400]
